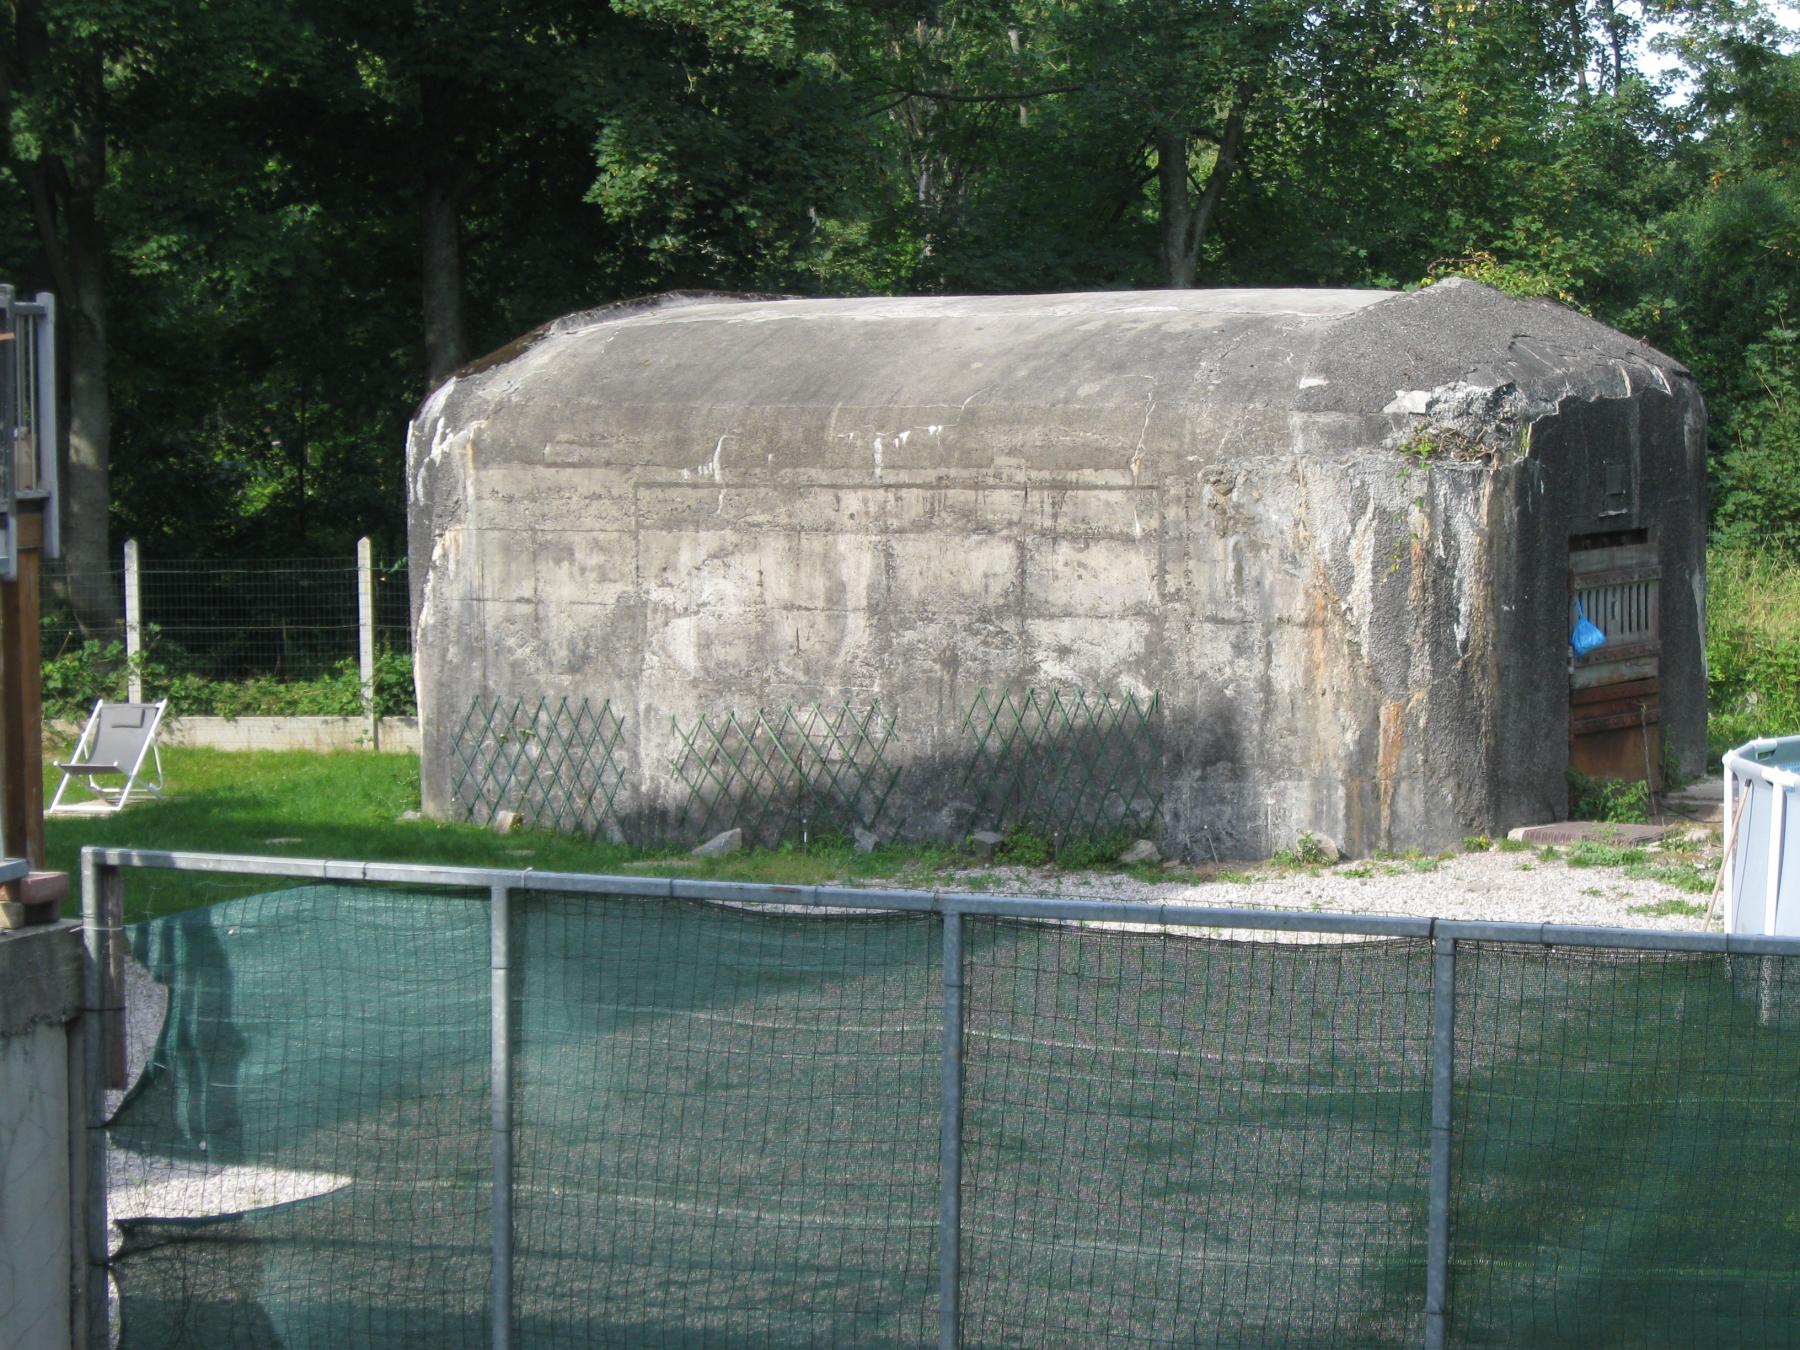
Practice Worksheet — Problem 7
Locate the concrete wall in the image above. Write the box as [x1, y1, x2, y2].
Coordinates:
[409, 281, 1707, 858]
[0, 921, 90, 1350]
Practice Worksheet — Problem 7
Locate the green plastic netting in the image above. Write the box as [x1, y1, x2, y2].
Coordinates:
[103, 886, 1800, 1347]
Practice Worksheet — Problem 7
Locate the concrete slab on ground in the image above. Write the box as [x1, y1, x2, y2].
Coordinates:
[1660, 782, 1724, 828]
[1508, 821, 1673, 846]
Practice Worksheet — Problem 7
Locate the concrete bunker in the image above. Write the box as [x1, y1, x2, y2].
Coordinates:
[407, 281, 1707, 858]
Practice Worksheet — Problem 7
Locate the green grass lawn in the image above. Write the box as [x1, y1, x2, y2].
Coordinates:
[43, 746, 963, 910]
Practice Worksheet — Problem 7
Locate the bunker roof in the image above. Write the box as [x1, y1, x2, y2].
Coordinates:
[432, 280, 1692, 470]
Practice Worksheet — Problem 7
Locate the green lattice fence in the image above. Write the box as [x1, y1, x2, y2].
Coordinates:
[960, 687, 1163, 840]
[670, 703, 898, 847]
[449, 696, 628, 839]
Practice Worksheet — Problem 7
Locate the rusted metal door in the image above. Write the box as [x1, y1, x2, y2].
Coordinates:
[1569, 534, 1662, 786]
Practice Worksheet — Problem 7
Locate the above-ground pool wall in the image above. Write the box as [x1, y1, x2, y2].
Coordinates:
[1493, 379, 1709, 823]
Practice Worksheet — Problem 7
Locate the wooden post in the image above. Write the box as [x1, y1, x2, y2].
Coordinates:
[123, 537, 142, 703]
[0, 501, 46, 873]
[358, 536, 378, 749]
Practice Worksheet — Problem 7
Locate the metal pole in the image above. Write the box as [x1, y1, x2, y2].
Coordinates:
[357, 537, 378, 750]
[490, 882, 514, 1350]
[80, 851, 113, 1350]
[123, 539, 142, 703]
[938, 908, 964, 1350]
[1425, 935, 1455, 1350]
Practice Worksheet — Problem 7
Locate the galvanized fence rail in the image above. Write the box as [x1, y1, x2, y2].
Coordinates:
[81, 847, 1800, 1349]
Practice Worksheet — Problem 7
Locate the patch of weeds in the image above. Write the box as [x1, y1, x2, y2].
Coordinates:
[1537, 845, 1561, 862]
[1215, 868, 1259, 884]
[1580, 886, 1604, 897]
[1271, 831, 1335, 868]
[993, 827, 1053, 867]
[1055, 831, 1130, 871]
[1567, 769, 1651, 824]
[1627, 897, 1708, 919]
[1496, 838, 1529, 854]
[1566, 841, 1650, 869]
[1408, 856, 1442, 873]
[1515, 862, 1535, 872]
[1462, 834, 1492, 852]
[1625, 860, 1714, 896]
[1341, 865, 1374, 879]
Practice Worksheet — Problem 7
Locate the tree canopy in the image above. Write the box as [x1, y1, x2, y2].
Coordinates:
[0, 0, 1794, 574]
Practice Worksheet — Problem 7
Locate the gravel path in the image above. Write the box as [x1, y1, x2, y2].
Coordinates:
[930, 831, 1721, 933]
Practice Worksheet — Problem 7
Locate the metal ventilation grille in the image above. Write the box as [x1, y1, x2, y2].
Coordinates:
[1573, 575, 1659, 647]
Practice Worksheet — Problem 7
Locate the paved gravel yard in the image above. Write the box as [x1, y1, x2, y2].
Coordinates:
[931, 831, 1722, 932]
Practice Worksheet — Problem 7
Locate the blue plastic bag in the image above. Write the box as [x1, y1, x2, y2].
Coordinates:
[1571, 600, 1607, 658]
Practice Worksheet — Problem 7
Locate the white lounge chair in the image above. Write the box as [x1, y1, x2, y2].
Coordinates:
[48, 699, 169, 815]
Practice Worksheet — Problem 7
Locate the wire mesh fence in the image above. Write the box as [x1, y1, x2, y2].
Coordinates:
[84, 853, 1800, 1349]
[39, 544, 412, 726]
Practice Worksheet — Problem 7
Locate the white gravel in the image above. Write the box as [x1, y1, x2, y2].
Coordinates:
[927, 832, 1722, 934]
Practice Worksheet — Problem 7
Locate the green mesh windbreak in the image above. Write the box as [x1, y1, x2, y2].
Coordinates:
[510, 894, 943, 1346]
[1448, 945, 1800, 1347]
[102, 882, 1800, 1348]
[958, 922, 1433, 1346]
[109, 886, 493, 1348]
[106, 886, 944, 1349]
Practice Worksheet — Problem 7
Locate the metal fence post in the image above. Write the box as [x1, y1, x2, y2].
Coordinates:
[1425, 934, 1455, 1350]
[79, 850, 115, 1350]
[357, 537, 378, 750]
[490, 882, 514, 1350]
[939, 906, 964, 1350]
[123, 539, 142, 703]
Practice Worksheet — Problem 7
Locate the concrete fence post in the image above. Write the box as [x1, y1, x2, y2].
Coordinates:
[357, 537, 378, 750]
[122, 540, 141, 704]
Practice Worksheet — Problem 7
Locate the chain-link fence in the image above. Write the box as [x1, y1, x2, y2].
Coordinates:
[80, 849, 1800, 1349]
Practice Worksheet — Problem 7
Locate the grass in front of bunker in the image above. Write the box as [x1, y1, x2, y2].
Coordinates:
[43, 747, 1722, 919]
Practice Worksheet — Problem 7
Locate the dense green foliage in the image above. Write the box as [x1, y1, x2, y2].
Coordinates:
[1705, 544, 1800, 755]
[41, 641, 416, 720]
[0, 0, 1793, 568]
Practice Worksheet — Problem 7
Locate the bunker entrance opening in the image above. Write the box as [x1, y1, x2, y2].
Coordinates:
[1569, 529, 1663, 794]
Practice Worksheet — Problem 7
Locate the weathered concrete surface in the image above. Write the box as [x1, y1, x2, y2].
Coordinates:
[0, 922, 85, 1350]
[408, 281, 1707, 857]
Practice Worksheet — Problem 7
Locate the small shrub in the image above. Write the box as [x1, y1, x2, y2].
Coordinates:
[1056, 832, 1129, 871]
[1462, 834, 1492, 853]
[1567, 770, 1651, 824]
[1272, 831, 1334, 868]
[994, 827, 1052, 867]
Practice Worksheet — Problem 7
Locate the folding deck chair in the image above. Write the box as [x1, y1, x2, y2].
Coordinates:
[48, 699, 169, 815]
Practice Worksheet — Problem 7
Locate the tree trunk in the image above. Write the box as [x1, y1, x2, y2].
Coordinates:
[1569, 2, 1589, 100]
[60, 52, 115, 635]
[1156, 96, 1247, 290]
[421, 170, 468, 388]
[1156, 129, 1197, 288]
[62, 191, 113, 633]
